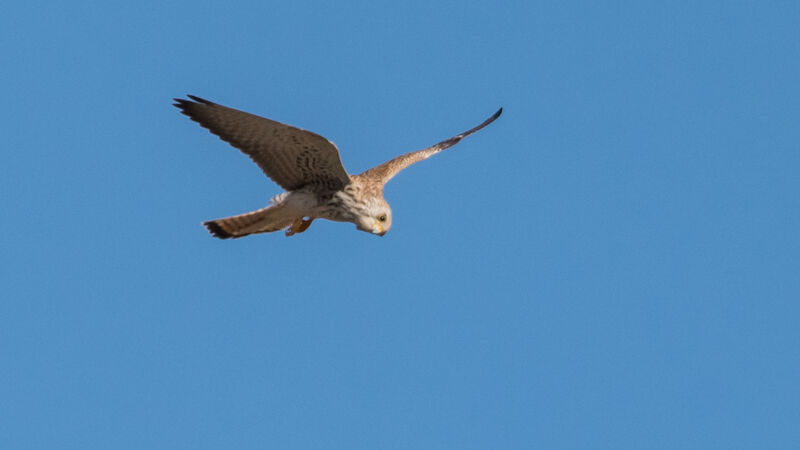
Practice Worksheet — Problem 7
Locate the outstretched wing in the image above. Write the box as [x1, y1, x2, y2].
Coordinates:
[359, 108, 502, 185]
[174, 95, 351, 191]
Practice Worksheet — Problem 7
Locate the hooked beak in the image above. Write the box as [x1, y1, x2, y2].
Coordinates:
[373, 221, 386, 237]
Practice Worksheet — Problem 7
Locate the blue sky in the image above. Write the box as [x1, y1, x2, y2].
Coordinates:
[2, 1, 799, 448]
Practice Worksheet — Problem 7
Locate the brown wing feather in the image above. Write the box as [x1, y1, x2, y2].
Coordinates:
[360, 108, 503, 185]
[174, 95, 351, 191]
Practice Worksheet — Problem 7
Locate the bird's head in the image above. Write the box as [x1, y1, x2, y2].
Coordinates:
[354, 198, 392, 236]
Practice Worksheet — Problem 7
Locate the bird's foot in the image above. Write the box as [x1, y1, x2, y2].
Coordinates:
[285, 217, 313, 236]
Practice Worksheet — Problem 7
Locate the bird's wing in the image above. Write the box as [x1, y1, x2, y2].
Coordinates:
[174, 95, 351, 191]
[359, 108, 502, 185]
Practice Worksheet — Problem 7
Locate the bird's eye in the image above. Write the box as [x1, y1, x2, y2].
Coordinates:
[378, 214, 387, 222]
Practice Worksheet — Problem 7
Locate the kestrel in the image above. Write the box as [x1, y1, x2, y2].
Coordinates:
[174, 95, 502, 238]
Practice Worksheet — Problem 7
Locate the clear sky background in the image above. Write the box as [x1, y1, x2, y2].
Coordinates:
[2, 1, 798, 448]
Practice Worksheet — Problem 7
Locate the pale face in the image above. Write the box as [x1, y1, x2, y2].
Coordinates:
[354, 200, 392, 236]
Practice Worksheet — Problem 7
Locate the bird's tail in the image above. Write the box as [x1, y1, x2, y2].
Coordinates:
[203, 200, 295, 239]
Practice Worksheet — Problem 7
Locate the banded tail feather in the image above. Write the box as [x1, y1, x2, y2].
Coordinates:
[203, 203, 294, 239]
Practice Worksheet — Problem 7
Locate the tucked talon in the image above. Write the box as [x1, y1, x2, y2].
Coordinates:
[296, 217, 313, 233]
[286, 217, 313, 236]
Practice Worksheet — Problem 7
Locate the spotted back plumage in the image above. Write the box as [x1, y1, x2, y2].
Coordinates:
[174, 95, 351, 192]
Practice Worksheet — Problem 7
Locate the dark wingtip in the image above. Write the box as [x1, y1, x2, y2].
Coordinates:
[187, 94, 212, 104]
[173, 95, 214, 110]
[458, 106, 504, 138]
[173, 96, 193, 110]
[203, 220, 234, 239]
[485, 107, 502, 123]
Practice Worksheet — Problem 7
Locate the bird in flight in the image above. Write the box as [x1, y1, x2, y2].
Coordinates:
[174, 95, 502, 238]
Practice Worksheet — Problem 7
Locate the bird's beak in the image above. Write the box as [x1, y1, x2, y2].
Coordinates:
[373, 221, 386, 236]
